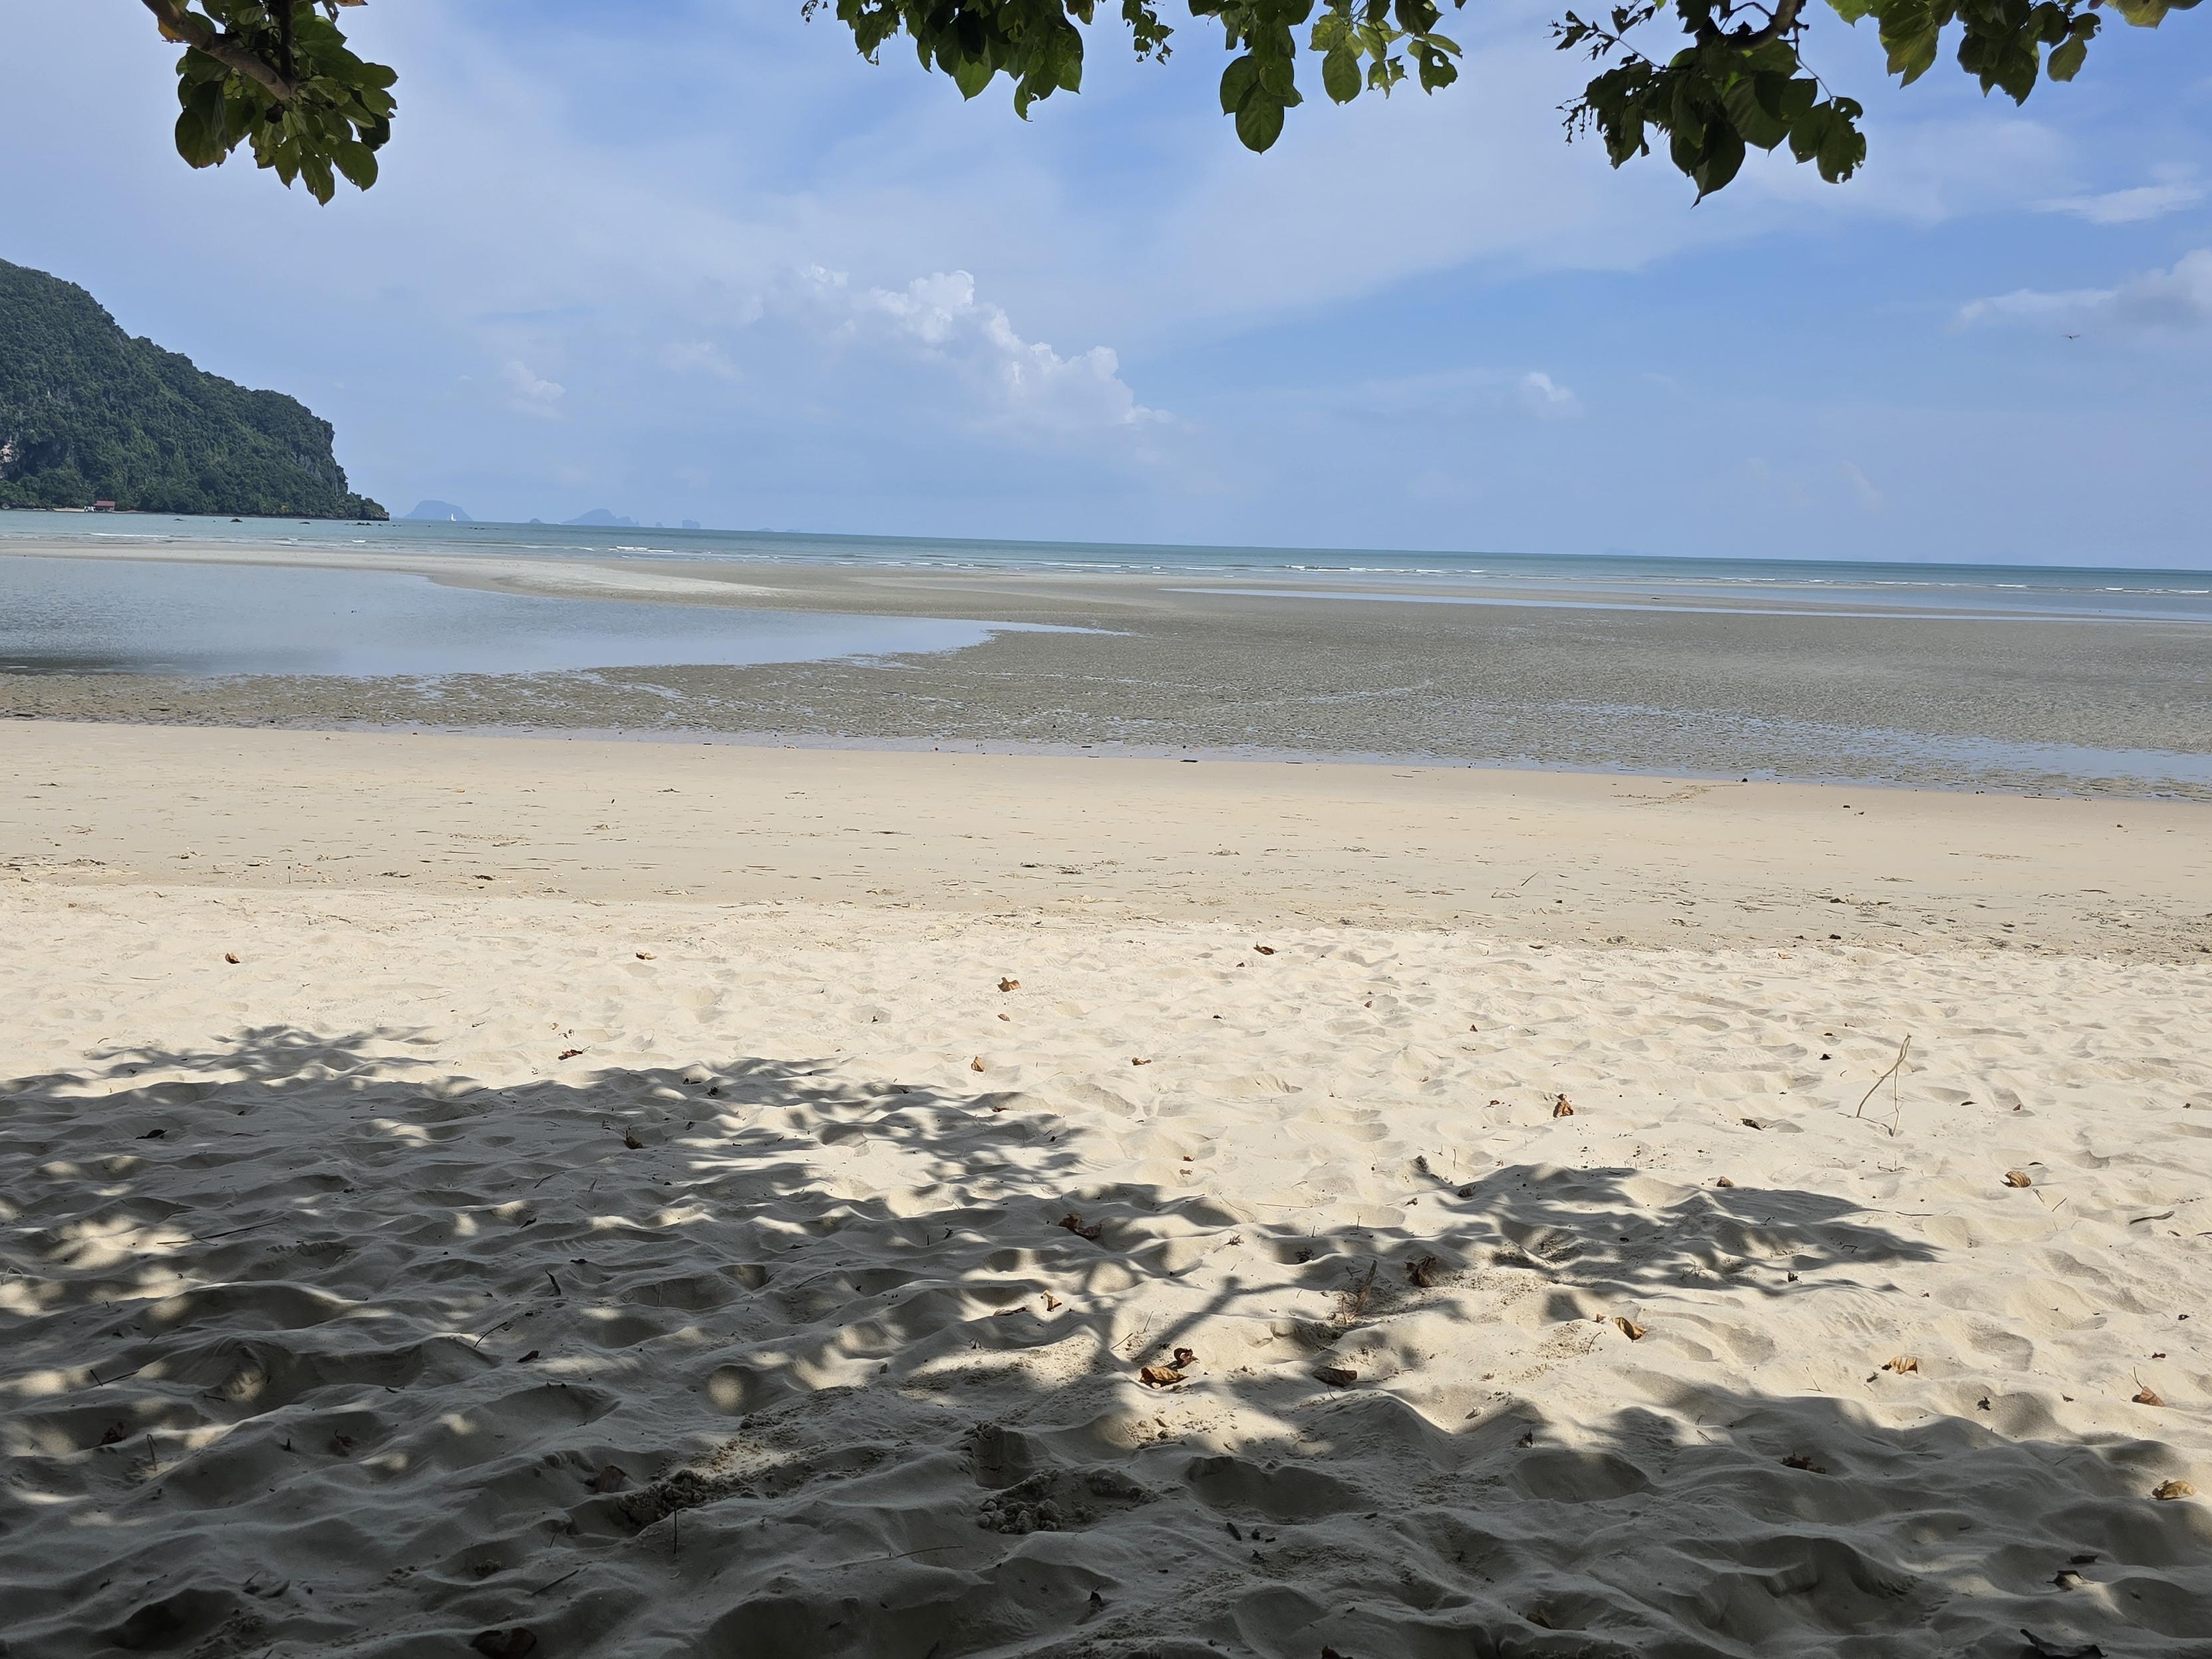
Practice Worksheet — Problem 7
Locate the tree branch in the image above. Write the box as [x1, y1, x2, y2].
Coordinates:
[138, 0, 302, 100]
[1698, 0, 1806, 49]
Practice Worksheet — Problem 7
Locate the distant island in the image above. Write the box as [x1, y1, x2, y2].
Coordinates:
[404, 503, 705, 530]
[0, 257, 385, 520]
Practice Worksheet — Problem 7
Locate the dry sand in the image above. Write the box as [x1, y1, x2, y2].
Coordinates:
[3, 724, 2209, 1658]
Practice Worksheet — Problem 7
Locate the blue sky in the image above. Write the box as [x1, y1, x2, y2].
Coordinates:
[4, 1, 2209, 564]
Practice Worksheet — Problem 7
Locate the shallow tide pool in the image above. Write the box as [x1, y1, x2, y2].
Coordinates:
[0, 555, 1048, 678]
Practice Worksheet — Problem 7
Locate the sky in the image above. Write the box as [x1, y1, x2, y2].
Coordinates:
[4, 1, 2209, 565]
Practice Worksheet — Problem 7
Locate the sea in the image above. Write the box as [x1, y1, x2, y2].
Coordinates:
[6, 512, 2211, 625]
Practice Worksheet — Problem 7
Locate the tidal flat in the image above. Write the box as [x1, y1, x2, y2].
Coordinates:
[3, 535, 2209, 798]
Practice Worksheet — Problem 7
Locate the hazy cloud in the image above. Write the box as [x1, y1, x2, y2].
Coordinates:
[1959, 247, 2212, 331]
[1839, 459, 1885, 512]
[2036, 180, 2204, 225]
[499, 360, 565, 416]
[1519, 371, 1583, 419]
[659, 339, 742, 380]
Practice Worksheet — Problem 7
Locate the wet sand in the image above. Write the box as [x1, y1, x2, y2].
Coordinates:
[3, 539, 2209, 798]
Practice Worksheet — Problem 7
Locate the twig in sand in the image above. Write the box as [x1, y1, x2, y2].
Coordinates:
[828, 1543, 968, 1569]
[1337, 1258, 1380, 1324]
[192, 1219, 271, 1243]
[1853, 1036, 1911, 1137]
[530, 1566, 583, 1596]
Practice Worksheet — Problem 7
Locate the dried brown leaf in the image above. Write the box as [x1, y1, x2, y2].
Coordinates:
[2151, 1479, 2196, 1500]
[1553, 1095, 1575, 1118]
[1042, 1293, 1062, 1311]
[1314, 1364, 1358, 1388]
[223, 952, 241, 965]
[1057, 1213, 1103, 1243]
[1782, 1452, 1827, 1473]
[1138, 1365, 1184, 1388]
[471, 1630, 540, 1659]
[96, 1422, 129, 1447]
[635, 951, 655, 961]
[1406, 1253, 1444, 1288]
[329, 1433, 357, 1457]
[998, 977, 1020, 991]
[1253, 945, 1276, 955]
[1882, 1354, 1921, 1375]
[587, 1463, 629, 1493]
[1172, 1347, 1198, 1369]
[2135, 1384, 2166, 1407]
[621, 1130, 643, 1150]
[1715, 1176, 1735, 1188]
[2003, 1169, 2034, 1189]
[1130, 1057, 1152, 1066]
[558, 1048, 584, 1060]
[516, 1350, 541, 1364]
[1614, 1316, 1647, 1340]
[970, 1056, 986, 1072]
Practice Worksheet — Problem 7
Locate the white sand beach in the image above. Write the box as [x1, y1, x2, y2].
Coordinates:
[3, 723, 2209, 1658]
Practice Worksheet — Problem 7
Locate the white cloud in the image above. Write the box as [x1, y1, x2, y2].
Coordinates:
[1959, 247, 2212, 331]
[2037, 181, 2206, 225]
[660, 339, 742, 380]
[2122, 247, 2212, 325]
[799, 267, 1165, 436]
[1518, 371, 1583, 419]
[1957, 285, 2115, 325]
[1839, 459, 1885, 512]
[499, 360, 565, 416]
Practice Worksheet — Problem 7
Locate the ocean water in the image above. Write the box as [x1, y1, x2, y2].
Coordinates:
[0, 554, 1055, 678]
[8, 510, 2211, 625]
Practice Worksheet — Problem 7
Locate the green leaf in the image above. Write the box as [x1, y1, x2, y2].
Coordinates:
[1883, 26, 1942, 84]
[1693, 126, 1746, 197]
[174, 108, 227, 170]
[1323, 47, 1361, 102]
[953, 51, 995, 98]
[1235, 93, 1287, 150]
[1816, 104, 1866, 180]
[333, 140, 379, 190]
[2047, 34, 2088, 78]
[1726, 77, 1791, 149]
[1221, 54, 1261, 114]
[2108, 0, 2177, 21]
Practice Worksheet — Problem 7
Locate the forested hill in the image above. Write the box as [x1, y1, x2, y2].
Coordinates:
[0, 259, 384, 518]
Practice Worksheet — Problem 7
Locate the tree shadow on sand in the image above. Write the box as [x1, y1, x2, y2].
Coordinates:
[1, 1026, 2204, 1659]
